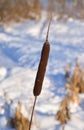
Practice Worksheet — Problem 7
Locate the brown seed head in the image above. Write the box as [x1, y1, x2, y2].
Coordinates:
[33, 41, 50, 96]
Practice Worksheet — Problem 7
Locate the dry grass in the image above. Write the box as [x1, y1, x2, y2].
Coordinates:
[64, 63, 84, 105]
[0, 0, 42, 24]
[65, 63, 84, 94]
[56, 62, 84, 128]
[1, 0, 84, 25]
[56, 96, 70, 124]
[10, 101, 30, 130]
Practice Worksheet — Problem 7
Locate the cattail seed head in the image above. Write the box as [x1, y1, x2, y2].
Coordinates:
[33, 41, 50, 96]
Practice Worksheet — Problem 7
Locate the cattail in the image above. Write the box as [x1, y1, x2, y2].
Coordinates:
[33, 17, 51, 96]
[33, 41, 50, 96]
[29, 16, 52, 130]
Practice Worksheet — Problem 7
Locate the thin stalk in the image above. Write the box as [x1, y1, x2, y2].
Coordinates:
[62, 125, 65, 130]
[29, 96, 37, 130]
[46, 15, 52, 42]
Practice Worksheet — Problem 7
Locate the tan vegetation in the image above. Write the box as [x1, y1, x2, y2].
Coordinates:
[56, 96, 70, 124]
[47, 0, 84, 20]
[65, 63, 84, 94]
[10, 101, 30, 130]
[0, 0, 42, 24]
[0, 0, 84, 25]
[56, 62, 84, 129]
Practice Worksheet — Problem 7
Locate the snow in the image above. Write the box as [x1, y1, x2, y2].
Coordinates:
[0, 12, 84, 130]
[0, 67, 7, 81]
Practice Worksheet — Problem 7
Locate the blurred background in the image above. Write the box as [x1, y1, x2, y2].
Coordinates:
[0, 0, 84, 25]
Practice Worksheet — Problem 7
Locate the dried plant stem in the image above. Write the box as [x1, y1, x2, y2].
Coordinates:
[46, 15, 52, 41]
[62, 125, 65, 130]
[29, 96, 37, 130]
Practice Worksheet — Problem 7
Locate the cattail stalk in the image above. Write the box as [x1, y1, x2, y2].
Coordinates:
[62, 125, 65, 130]
[46, 15, 52, 41]
[29, 96, 37, 130]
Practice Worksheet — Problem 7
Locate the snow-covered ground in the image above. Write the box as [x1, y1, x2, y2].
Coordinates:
[0, 13, 84, 130]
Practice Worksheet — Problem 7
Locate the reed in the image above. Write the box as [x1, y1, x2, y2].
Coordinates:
[65, 62, 84, 94]
[56, 62, 84, 129]
[10, 101, 29, 130]
[56, 96, 70, 130]
[65, 63, 82, 106]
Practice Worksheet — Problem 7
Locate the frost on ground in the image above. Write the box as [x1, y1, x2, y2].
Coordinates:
[0, 13, 84, 130]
